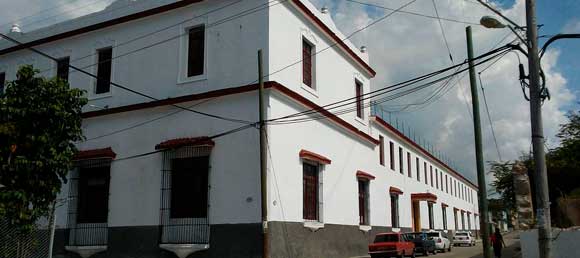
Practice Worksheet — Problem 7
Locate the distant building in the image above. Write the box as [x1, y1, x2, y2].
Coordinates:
[0, 0, 479, 257]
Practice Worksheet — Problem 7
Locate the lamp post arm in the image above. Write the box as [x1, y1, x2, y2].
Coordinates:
[540, 34, 580, 59]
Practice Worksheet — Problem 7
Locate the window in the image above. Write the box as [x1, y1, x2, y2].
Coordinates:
[77, 165, 110, 223]
[358, 180, 369, 225]
[416, 158, 420, 182]
[390, 194, 399, 228]
[187, 25, 205, 77]
[467, 214, 472, 230]
[435, 169, 439, 189]
[423, 162, 427, 184]
[303, 162, 319, 221]
[302, 39, 313, 87]
[454, 209, 459, 230]
[355, 81, 363, 119]
[407, 152, 412, 178]
[445, 175, 449, 193]
[461, 211, 465, 230]
[430, 166, 433, 187]
[95, 47, 112, 94]
[170, 156, 209, 218]
[428, 202, 434, 229]
[56, 57, 70, 82]
[390, 142, 395, 170]
[442, 206, 448, 230]
[398, 147, 403, 174]
[379, 136, 385, 166]
[0, 72, 5, 94]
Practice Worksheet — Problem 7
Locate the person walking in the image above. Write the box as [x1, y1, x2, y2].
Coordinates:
[490, 227, 506, 258]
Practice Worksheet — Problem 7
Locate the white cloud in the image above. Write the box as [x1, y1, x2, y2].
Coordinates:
[312, 0, 575, 182]
[562, 19, 580, 33]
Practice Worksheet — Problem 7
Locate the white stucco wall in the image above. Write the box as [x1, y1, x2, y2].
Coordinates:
[0, 0, 269, 110]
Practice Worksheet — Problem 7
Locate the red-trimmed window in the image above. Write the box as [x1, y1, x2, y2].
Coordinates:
[379, 136, 385, 166]
[407, 152, 412, 178]
[435, 169, 439, 189]
[398, 147, 403, 174]
[424, 162, 428, 185]
[358, 180, 369, 225]
[355, 81, 363, 119]
[416, 157, 420, 182]
[390, 142, 395, 170]
[303, 39, 313, 87]
[303, 162, 319, 221]
[430, 166, 434, 187]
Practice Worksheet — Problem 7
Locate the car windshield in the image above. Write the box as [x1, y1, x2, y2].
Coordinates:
[427, 232, 439, 237]
[456, 232, 468, 236]
[374, 234, 399, 243]
[405, 233, 424, 240]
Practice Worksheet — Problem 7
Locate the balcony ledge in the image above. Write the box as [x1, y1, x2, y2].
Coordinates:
[65, 245, 107, 258]
[159, 243, 209, 258]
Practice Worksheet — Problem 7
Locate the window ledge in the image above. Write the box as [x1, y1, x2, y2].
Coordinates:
[354, 116, 367, 126]
[359, 225, 372, 232]
[177, 74, 207, 85]
[65, 245, 107, 258]
[88, 92, 112, 101]
[300, 83, 319, 98]
[159, 243, 209, 258]
[303, 221, 324, 232]
[391, 227, 401, 232]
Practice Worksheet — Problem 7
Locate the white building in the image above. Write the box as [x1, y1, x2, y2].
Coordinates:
[0, 0, 479, 257]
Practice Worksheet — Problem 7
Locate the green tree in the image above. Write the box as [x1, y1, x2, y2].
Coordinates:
[0, 65, 87, 232]
[489, 161, 516, 213]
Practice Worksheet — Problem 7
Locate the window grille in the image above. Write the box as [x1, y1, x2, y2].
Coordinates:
[67, 158, 111, 246]
[160, 146, 211, 244]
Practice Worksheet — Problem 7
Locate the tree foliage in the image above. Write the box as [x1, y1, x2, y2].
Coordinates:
[489, 161, 516, 213]
[0, 65, 87, 232]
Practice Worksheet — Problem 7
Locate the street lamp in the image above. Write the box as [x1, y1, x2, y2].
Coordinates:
[480, 16, 527, 45]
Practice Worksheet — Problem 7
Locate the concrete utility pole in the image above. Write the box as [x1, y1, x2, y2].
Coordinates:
[525, 0, 552, 257]
[465, 26, 491, 258]
[257, 50, 269, 258]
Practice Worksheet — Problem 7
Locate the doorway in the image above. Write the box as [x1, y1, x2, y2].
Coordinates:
[412, 201, 421, 231]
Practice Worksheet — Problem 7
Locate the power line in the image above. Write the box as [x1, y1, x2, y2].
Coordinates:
[112, 123, 257, 162]
[267, 44, 512, 124]
[0, 32, 254, 125]
[344, 0, 481, 26]
[268, 47, 511, 124]
[478, 72, 502, 161]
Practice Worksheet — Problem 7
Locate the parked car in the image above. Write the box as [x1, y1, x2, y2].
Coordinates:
[453, 231, 476, 246]
[368, 232, 416, 258]
[404, 232, 436, 256]
[427, 231, 451, 253]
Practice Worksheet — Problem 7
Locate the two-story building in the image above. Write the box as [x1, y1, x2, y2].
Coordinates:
[0, 0, 480, 257]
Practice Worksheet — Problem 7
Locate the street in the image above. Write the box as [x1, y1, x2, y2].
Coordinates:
[355, 232, 521, 258]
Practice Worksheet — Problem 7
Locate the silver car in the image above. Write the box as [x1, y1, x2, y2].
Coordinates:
[427, 231, 452, 253]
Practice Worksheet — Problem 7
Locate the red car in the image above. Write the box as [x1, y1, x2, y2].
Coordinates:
[369, 232, 416, 258]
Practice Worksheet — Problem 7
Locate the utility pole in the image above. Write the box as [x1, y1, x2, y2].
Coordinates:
[257, 50, 269, 258]
[466, 26, 491, 258]
[525, 0, 552, 257]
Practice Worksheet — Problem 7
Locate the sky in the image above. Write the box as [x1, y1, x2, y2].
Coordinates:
[0, 0, 578, 185]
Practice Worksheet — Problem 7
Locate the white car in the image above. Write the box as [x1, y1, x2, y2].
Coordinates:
[427, 231, 452, 253]
[453, 231, 476, 246]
